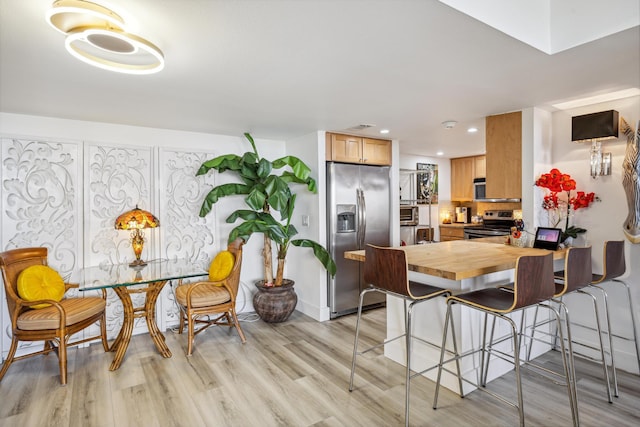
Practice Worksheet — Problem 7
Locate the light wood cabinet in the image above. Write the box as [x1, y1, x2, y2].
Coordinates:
[474, 155, 486, 179]
[439, 226, 465, 241]
[326, 133, 391, 165]
[451, 154, 485, 201]
[485, 112, 521, 199]
[451, 156, 475, 201]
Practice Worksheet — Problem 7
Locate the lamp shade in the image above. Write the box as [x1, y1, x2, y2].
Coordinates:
[572, 110, 619, 142]
[114, 206, 159, 230]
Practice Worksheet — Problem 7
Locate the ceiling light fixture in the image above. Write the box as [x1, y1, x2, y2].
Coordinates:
[380, 129, 390, 134]
[46, 0, 164, 75]
[467, 127, 478, 133]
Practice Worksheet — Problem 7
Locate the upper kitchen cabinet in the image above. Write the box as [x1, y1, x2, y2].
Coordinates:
[451, 155, 485, 201]
[326, 133, 391, 165]
[485, 111, 522, 199]
[474, 155, 486, 179]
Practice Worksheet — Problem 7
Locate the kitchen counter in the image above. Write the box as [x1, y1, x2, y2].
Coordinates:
[439, 223, 482, 228]
[344, 239, 564, 281]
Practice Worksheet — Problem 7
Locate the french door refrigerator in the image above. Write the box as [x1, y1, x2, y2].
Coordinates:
[327, 162, 390, 318]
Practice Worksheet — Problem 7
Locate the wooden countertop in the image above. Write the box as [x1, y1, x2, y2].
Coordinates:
[439, 223, 482, 228]
[344, 239, 566, 281]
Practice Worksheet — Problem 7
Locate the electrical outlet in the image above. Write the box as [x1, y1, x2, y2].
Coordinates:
[302, 215, 310, 227]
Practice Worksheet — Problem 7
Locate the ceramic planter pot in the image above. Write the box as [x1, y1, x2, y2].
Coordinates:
[253, 279, 297, 323]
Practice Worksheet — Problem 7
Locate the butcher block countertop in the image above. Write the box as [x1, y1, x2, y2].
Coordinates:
[344, 239, 566, 281]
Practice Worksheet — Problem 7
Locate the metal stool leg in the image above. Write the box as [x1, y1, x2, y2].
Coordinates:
[614, 278, 640, 374]
[578, 288, 614, 402]
[350, 288, 374, 391]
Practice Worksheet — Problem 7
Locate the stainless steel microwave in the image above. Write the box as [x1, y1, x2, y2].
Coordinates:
[400, 205, 419, 226]
[474, 178, 486, 200]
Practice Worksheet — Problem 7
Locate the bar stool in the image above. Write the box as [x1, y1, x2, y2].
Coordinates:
[433, 253, 578, 427]
[349, 244, 450, 427]
[487, 248, 593, 418]
[588, 240, 640, 395]
[540, 246, 615, 404]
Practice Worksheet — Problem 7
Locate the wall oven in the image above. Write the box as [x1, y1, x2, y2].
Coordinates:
[400, 205, 419, 226]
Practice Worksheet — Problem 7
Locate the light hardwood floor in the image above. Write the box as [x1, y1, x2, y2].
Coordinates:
[1, 308, 639, 426]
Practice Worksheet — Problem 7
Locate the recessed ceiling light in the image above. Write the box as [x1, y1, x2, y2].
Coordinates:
[467, 127, 478, 133]
[379, 129, 390, 134]
[436, 151, 444, 156]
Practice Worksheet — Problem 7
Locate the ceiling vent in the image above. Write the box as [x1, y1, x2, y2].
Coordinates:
[572, 110, 619, 142]
[349, 124, 375, 130]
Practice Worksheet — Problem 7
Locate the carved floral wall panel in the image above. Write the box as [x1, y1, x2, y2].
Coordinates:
[1, 138, 82, 355]
[157, 148, 216, 332]
[85, 143, 154, 338]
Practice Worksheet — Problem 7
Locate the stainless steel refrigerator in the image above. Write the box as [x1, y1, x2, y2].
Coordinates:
[327, 162, 390, 318]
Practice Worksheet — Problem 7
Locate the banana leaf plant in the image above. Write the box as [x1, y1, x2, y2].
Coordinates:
[197, 132, 336, 286]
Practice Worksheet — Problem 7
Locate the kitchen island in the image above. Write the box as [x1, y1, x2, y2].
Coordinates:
[345, 238, 566, 393]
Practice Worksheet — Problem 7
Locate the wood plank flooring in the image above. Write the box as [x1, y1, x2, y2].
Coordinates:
[1, 308, 639, 426]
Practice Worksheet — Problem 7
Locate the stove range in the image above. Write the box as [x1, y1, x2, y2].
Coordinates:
[464, 210, 516, 239]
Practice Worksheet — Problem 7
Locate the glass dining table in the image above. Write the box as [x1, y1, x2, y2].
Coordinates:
[73, 258, 208, 371]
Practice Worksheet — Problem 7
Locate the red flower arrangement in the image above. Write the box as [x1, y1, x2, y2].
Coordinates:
[535, 168, 599, 240]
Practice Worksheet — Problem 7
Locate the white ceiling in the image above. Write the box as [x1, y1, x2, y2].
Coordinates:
[1, 0, 639, 158]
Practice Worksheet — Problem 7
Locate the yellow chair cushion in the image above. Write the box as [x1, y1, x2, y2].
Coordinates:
[17, 265, 65, 309]
[208, 250, 235, 282]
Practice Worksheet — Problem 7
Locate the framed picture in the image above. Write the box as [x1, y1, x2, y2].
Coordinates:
[417, 163, 438, 204]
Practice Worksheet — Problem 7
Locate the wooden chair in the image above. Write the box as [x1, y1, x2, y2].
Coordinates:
[0, 247, 109, 385]
[349, 244, 450, 427]
[175, 238, 246, 355]
[433, 253, 578, 427]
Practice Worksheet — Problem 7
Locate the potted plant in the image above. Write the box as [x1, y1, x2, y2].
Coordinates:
[197, 133, 336, 322]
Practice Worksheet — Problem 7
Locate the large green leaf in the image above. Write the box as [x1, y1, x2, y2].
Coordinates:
[199, 183, 252, 217]
[256, 158, 272, 179]
[245, 188, 267, 211]
[291, 239, 337, 276]
[280, 171, 317, 193]
[197, 154, 243, 176]
[272, 156, 311, 181]
[265, 176, 292, 214]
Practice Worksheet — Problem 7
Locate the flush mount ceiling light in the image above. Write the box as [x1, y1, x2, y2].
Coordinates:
[46, 0, 164, 75]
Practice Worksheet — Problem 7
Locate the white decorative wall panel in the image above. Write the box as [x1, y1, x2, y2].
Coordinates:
[85, 143, 155, 338]
[1, 137, 82, 356]
[158, 148, 217, 331]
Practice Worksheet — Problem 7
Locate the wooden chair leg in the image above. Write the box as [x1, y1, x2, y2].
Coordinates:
[230, 309, 246, 343]
[59, 336, 68, 386]
[0, 336, 19, 382]
[100, 313, 110, 352]
[187, 314, 195, 356]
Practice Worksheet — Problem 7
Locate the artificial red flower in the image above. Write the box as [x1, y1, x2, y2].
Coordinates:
[535, 169, 599, 240]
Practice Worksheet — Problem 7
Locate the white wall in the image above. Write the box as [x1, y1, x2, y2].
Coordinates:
[547, 96, 640, 374]
[284, 131, 329, 321]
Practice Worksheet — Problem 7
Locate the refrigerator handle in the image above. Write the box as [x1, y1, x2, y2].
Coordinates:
[356, 188, 362, 248]
[360, 188, 367, 248]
